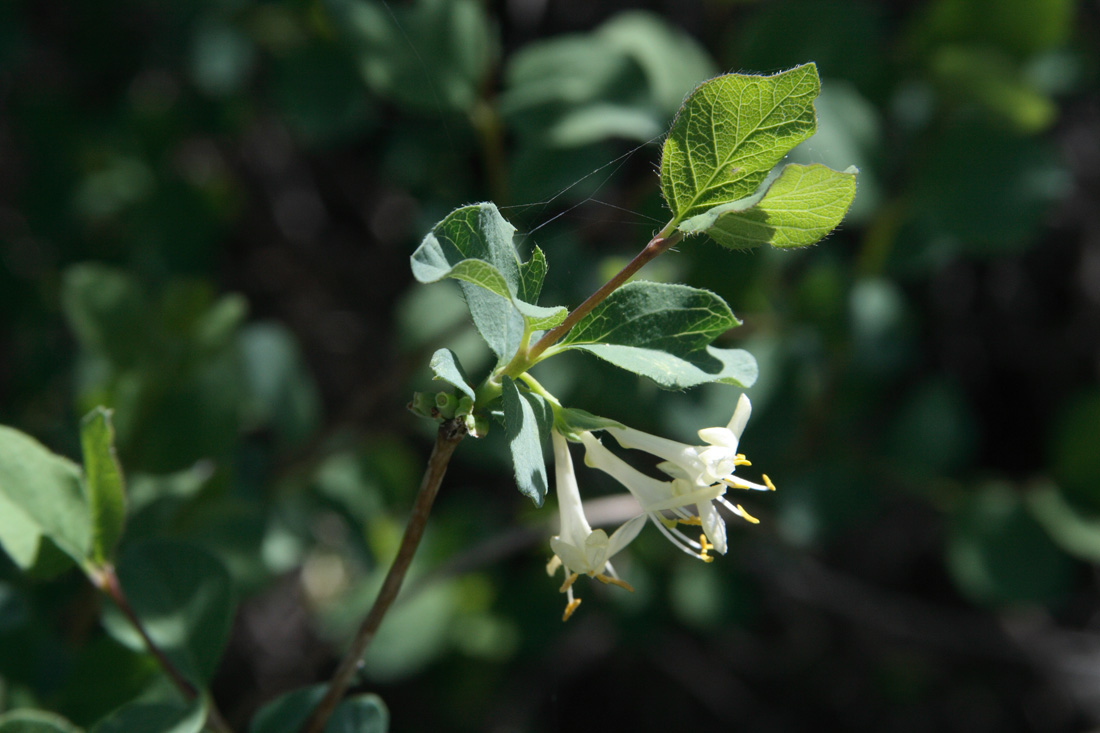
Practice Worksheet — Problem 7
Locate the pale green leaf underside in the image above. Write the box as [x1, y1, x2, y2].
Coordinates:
[681, 163, 858, 250]
[428, 348, 476, 402]
[569, 344, 758, 390]
[660, 64, 820, 223]
[558, 281, 740, 355]
[502, 377, 552, 506]
[0, 426, 90, 571]
[80, 407, 127, 565]
[0, 710, 85, 733]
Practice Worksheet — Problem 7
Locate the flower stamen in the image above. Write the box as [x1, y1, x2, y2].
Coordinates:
[562, 597, 582, 621]
[560, 572, 580, 593]
[595, 574, 635, 592]
[763, 474, 776, 491]
[698, 533, 715, 563]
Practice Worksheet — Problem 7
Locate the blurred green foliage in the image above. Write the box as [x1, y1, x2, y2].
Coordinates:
[1, 0, 1099, 731]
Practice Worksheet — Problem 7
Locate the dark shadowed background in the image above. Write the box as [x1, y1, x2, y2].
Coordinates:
[2, 0, 1100, 730]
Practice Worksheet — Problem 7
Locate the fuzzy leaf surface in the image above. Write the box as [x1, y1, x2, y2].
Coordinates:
[680, 163, 858, 250]
[661, 64, 820, 223]
[502, 377, 553, 506]
[411, 203, 565, 359]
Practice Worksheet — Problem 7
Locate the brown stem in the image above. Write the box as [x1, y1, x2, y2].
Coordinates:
[521, 229, 682, 367]
[92, 565, 234, 733]
[302, 418, 467, 733]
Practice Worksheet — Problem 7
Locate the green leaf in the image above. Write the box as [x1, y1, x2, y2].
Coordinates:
[104, 540, 235, 688]
[94, 698, 206, 733]
[660, 64, 821, 223]
[328, 694, 389, 733]
[251, 686, 388, 733]
[0, 711, 84, 733]
[428, 349, 476, 402]
[501, 377, 553, 507]
[680, 164, 858, 250]
[518, 245, 548, 305]
[80, 407, 127, 565]
[411, 203, 566, 359]
[559, 281, 741, 354]
[0, 426, 91, 572]
[1028, 483, 1100, 564]
[553, 281, 756, 389]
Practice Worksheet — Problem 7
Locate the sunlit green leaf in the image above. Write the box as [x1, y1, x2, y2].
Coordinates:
[566, 344, 758, 391]
[661, 64, 820, 223]
[680, 164, 857, 250]
[80, 407, 127, 565]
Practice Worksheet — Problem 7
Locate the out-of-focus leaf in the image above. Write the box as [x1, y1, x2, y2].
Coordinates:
[79, 407, 126, 565]
[893, 120, 1068, 268]
[269, 43, 376, 146]
[661, 65, 821, 223]
[190, 20, 256, 96]
[911, 0, 1075, 59]
[0, 711, 83, 733]
[502, 377, 552, 507]
[61, 265, 146, 369]
[328, 694, 389, 733]
[929, 45, 1056, 132]
[680, 164, 857, 250]
[886, 378, 978, 481]
[732, 0, 887, 95]
[598, 11, 716, 115]
[1028, 483, 1100, 564]
[0, 426, 90, 572]
[945, 483, 1074, 606]
[251, 686, 388, 733]
[239, 323, 321, 447]
[327, 0, 494, 114]
[1049, 388, 1100, 511]
[104, 540, 234, 688]
[94, 697, 205, 733]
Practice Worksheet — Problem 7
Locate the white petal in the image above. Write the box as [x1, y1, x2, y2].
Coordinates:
[725, 393, 752, 440]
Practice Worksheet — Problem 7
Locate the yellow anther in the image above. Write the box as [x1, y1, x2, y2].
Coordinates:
[562, 597, 582, 622]
[678, 515, 703, 526]
[763, 474, 776, 491]
[546, 555, 563, 576]
[595, 574, 635, 592]
[734, 453, 752, 466]
[698, 533, 716, 563]
[737, 504, 760, 524]
[559, 572, 579, 593]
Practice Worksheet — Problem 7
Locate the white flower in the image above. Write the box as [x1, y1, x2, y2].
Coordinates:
[582, 393, 775, 558]
[548, 430, 646, 621]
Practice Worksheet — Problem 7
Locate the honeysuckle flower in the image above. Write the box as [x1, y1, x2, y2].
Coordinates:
[607, 393, 774, 495]
[580, 393, 775, 559]
[548, 430, 646, 621]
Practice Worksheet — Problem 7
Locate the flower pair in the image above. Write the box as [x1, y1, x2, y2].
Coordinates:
[547, 394, 774, 620]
